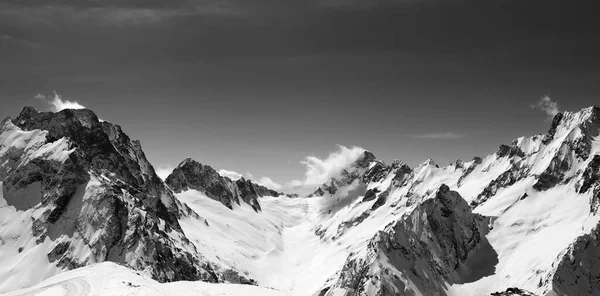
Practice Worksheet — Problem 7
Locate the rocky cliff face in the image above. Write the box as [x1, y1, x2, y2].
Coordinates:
[548, 219, 600, 296]
[165, 158, 281, 211]
[0, 107, 233, 291]
[324, 185, 496, 296]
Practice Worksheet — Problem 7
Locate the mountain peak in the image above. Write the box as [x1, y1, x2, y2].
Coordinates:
[165, 158, 281, 211]
[0, 106, 218, 286]
[354, 150, 376, 168]
[18, 105, 38, 116]
[546, 105, 600, 141]
[177, 157, 200, 168]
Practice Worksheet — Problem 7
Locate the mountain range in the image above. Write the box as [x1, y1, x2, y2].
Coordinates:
[2, 105, 600, 296]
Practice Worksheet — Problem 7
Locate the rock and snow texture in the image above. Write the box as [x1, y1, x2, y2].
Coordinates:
[0, 107, 226, 293]
[5, 105, 600, 296]
[165, 158, 282, 211]
[323, 184, 497, 296]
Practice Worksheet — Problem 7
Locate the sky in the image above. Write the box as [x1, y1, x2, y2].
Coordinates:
[1, 0, 599, 192]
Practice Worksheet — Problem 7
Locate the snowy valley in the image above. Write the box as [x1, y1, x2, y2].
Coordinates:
[2, 105, 600, 296]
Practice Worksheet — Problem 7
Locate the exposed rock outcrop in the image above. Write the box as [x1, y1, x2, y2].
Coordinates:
[325, 185, 497, 296]
[490, 288, 537, 296]
[165, 158, 281, 211]
[549, 220, 600, 296]
[497, 144, 525, 158]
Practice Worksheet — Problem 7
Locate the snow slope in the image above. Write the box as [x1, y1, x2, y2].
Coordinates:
[4, 262, 287, 296]
[176, 189, 351, 295]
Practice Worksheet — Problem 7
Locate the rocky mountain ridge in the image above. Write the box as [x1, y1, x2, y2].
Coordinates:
[302, 106, 600, 295]
[165, 158, 282, 211]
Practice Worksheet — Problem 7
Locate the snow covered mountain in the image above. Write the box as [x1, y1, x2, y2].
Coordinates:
[165, 158, 282, 211]
[3, 105, 600, 296]
[0, 107, 253, 293]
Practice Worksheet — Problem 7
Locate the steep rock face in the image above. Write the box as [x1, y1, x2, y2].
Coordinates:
[549, 220, 600, 296]
[165, 158, 281, 211]
[532, 107, 600, 192]
[471, 163, 530, 207]
[325, 185, 496, 296]
[9, 106, 179, 224]
[0, 107, 221, 292]
[497, 144, 525, 158]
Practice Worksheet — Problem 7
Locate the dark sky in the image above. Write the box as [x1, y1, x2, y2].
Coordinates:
[1, 0, 599, 191]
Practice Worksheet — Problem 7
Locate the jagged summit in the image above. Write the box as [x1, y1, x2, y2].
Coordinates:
[15, 106, 101, 130]
[0, 106, 241, 292]
[177, 157, 196, 168]
[165, 158, 281, 211]
[545, 105, 600, 141]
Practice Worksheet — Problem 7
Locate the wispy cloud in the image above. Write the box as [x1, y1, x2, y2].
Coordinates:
[287, 180, 304, 188]
[218, 169, 243, 181]
[531, 95, 560, 118]
[300, 145, 365, 187]
[35, 92, 86, 112]
[0, 3, 248, 28]
[410, 132, 465, 139]
[256, 177, 282, 190]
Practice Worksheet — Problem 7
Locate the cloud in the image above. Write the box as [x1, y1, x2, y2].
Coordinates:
[256, 177, 282, 190]
[218, 169, 243, 180]
[0, 4, 247, 28]
[300, 145, 366, 187]
[288, 180, 304, 188]
[36, 92, 86, 112]
[155, 165, 174, 180]
[410, 132, 465, 139]
[532, 95, 560, 118]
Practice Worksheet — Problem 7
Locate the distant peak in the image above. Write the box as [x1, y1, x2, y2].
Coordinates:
[178, 157, 197, 167]
[559, 105, 600, 126]
[20, 105, 38, 114]
[545, 105, 600, 142]
[391, 159, 410, 170]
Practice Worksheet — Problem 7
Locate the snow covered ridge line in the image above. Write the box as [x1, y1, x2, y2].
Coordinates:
[165, 157, 284, 211]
